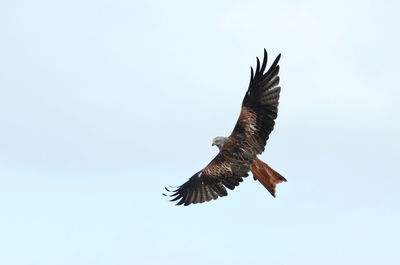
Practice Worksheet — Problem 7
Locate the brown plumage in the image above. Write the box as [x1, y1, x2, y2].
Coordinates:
[164, 49, 286, 206]
[251, 158, 287, 197]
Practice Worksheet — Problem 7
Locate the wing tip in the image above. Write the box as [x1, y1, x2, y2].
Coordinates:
[275, 53, 282, 64]
[164, 182, 226, 206]
[256, 57, 260, 73]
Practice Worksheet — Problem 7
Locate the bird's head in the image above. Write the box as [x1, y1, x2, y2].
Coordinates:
[212, 136, 228, 150]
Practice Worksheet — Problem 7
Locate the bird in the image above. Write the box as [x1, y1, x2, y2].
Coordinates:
[164, 49, 287, 206]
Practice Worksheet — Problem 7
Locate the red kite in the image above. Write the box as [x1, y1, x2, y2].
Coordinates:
[165, 49, 286, 206]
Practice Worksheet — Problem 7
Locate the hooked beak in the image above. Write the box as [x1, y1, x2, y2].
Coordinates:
[212, 141, 216, 146]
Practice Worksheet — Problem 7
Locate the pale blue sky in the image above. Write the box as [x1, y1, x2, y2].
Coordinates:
[1, 0, 399, 264]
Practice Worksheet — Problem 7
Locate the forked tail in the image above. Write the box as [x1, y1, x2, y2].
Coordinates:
[250, 157, 287, 197]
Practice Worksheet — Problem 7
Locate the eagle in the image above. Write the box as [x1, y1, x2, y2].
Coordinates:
[164, 49, 287, 206]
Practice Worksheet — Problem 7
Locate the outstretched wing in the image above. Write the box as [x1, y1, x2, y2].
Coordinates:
[165, 148, 250, 206]
[231, 49, 281, 155]
[165, 50, 282, 206]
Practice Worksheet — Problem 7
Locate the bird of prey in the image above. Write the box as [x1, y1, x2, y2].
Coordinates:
[164, 49, 286, 206]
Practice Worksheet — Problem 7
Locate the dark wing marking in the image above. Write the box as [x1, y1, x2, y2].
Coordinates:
[164, 150, 249, 206]
[231, 49, 281, 154]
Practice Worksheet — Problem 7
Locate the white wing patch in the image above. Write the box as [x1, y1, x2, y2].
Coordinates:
[249, 124, 257, 133]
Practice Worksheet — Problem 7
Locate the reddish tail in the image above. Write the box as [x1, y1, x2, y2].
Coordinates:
[250, 158, 287, 197]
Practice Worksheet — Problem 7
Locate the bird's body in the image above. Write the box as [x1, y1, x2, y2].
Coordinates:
[165, 49, 286, 206]
[212, 136, 286, 197]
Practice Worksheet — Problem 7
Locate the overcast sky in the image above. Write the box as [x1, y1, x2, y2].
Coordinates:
[1, 0, 399, 264]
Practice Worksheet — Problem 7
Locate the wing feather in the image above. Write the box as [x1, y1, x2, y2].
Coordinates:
[231, 50, 282, 154]
[165, 151, 247, 205]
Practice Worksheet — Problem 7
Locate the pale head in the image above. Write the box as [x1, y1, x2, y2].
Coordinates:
[212, 136, 228, 150]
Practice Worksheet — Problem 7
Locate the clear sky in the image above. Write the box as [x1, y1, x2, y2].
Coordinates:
[1, 0, 399, 264]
